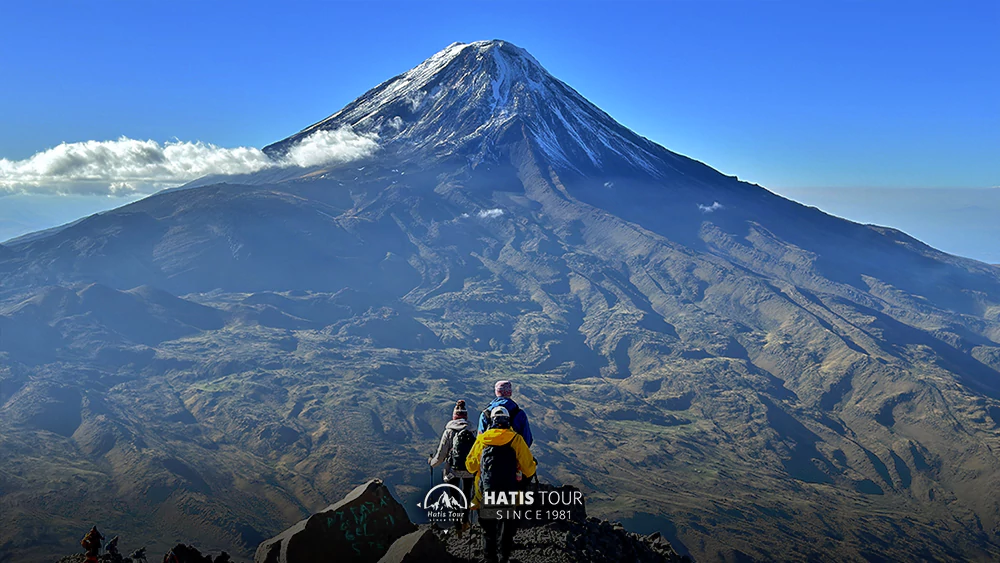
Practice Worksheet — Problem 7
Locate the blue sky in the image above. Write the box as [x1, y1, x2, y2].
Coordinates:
[1, 1, 998, 259]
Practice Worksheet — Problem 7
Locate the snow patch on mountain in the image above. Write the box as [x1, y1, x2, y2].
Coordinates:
[478, 208, 504, 218]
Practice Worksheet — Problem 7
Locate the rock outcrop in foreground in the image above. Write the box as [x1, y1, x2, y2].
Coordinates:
[57, 478, 686, 563]
[254, 479, 415, 563]
[376, 529, 451, 563]
[433, 518, 684, 563]
[253, 478, 688, 563]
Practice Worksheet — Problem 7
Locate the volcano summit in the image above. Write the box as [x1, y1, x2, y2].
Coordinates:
[2, 40, 999, 562]
[265, 40, 685, 177]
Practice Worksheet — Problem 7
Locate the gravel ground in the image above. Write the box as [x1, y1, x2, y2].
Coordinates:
[432, 517, 689, 563]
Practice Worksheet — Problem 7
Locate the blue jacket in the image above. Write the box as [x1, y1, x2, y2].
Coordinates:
[478, 397, 533, 447]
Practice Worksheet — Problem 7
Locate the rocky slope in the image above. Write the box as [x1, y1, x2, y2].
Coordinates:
[2, 40, 999, 562]
[55, 479, 686, 563]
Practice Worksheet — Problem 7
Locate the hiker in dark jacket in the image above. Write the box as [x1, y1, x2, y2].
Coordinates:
[478, 380, 532, 447]
[429, 399, 476, 527]
[467, 406, 537, 563]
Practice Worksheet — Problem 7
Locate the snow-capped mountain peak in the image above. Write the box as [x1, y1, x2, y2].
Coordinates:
[264, 40, 683, 178]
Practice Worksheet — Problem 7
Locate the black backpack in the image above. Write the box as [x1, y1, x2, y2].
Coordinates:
[449, 428, 476, 471]
[479, 438, 519, 494]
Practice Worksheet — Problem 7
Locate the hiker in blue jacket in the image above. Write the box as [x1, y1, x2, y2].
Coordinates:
[478, 380, 532, 447]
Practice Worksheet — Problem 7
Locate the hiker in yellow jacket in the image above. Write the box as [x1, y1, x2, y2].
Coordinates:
[464, 405, 537, 508]
[465, 405, 536, 563]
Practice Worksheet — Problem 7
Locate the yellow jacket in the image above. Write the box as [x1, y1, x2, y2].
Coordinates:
[464, 428, 536, 507]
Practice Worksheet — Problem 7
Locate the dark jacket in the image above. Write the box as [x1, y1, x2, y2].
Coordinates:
[477, 397, 532, 447]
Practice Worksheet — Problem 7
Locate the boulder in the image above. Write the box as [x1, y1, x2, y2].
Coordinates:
[163, 544, 231, 563]
[377, 529, 452, 563]
[254, 479, 415, 563]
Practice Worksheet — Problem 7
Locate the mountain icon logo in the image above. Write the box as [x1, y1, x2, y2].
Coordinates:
[418, 483, 469, 522]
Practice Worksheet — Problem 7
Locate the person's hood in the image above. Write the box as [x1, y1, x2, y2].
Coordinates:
[480, 428, 517, 445]
[488, 397, 519, 410]
[446, 418, 470, 431]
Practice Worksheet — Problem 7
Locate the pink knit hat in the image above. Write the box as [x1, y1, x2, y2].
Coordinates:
[495, 380, 513, 398]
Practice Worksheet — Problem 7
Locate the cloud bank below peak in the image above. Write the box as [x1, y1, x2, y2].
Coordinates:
[0, 128, 378, 197]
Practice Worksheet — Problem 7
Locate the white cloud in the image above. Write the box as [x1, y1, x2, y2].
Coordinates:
[477, 208, 504, 218]
[698, 201, 724, 213]
[280, 128, 378, 168]
[0, 128, 378, 197]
